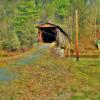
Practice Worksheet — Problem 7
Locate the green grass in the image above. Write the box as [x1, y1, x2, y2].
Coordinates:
[0, 44, 100, 100]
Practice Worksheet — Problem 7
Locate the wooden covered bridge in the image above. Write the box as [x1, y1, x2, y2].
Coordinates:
[36, 23, 70, 50]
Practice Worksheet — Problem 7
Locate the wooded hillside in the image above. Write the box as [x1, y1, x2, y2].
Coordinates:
[0, 0, 99, 51]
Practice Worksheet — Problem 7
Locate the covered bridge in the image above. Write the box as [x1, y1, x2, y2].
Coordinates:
[36, 23, 70, 49]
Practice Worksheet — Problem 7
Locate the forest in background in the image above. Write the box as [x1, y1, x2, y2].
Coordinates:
[0, 0, 99, 51]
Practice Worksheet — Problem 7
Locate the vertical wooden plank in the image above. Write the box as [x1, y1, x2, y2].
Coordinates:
[75, 10, 79, 61]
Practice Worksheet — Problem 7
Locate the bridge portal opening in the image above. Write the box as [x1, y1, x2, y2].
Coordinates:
[42, 28, 56, 43]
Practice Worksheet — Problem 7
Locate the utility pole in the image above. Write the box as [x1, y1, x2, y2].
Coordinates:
[94, 1, 97, 42]
[75, 10, 79, 61]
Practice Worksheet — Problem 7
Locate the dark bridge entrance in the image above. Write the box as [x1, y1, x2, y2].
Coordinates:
[42, 28, 56, 43]
[37, 23, 58, 43]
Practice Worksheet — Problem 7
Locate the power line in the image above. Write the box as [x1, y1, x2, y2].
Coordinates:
[78, 0, 95, 23]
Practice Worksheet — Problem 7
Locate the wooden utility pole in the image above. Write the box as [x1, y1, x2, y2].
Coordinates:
[75, 10, 79, 61]
[94, 2, 97, 42]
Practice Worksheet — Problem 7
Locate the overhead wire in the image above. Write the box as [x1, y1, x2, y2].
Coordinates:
[78, 0, 95, 23]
